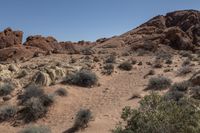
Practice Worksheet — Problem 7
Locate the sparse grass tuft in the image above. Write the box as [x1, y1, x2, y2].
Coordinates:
[18, 125, 51, 133]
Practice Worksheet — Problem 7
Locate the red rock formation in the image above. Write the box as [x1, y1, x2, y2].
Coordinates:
[0, 28, 23, 49]
[24, 35, 60, 51]
[96, 10, 200, 52]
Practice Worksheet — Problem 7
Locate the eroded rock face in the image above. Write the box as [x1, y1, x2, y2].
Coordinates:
[111, 10, 200, 52]
[165, 10, 200, 32]
[164, 27, 194, 50]
[24, 35, 60, 51]
[0, 46, 42, 62]
[32, 71, 52, 86]
[0, 28, 23, 49]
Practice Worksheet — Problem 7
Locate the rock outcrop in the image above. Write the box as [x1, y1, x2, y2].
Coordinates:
[0, 28, 23, 49]
[24, 35, 60, 52]
[0, 10, 199, 62]
[96, 10, 200, 52]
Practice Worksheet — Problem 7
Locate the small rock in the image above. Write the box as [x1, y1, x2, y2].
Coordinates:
[8, 64, 18, 72]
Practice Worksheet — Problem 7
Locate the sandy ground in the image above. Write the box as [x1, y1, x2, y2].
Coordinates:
[0, 53, 198, 133]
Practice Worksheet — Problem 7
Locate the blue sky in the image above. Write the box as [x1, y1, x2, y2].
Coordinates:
[0, 0, 199, 42]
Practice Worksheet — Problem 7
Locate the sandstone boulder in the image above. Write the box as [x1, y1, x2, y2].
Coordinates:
[32, 71, 52, 86]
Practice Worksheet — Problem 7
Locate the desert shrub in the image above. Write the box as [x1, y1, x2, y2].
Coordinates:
[170, 81, 191, 92]
[81, 47, 94, 55]
[130, 59, 137, 65]
[182, 58, 191, 66]
[18, 98, 47, 123]
[63, 70, 97, 87]
[156, 51, 172, 60]
[73, 109, 92, 130]
[104, 55, 116, 63]
[40, 94, 55, 107]
[18, 85, 45, 105]
[0, 83, 14, 96]
[118, 62, 132, 71]
[0, 105, 16, 122]
[177, 66, 192, 76]
[164, 90, 185, 101]
[191, 86, 200, 99]
[180, 50, 193, 58]
[55, 88, 68, 96]
[19, 125, 51, 133]
[64, 109, 92, 133]
[165, 59, 173, 64]
[113, 93, 200, 133]
[17, 85, 54, 123]
[102, 63, 114, 75]
[146, 76, 171, 90]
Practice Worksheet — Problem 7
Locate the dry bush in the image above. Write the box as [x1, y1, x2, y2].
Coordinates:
[63, 70, 98, 87]
[102, 63, 114, 75]
[0, 83, 14, 96]
[55, 88, 68, 96]
[118, 62, 132, 71]
[146, 76, 171, 90]
[0, 105, 16, 122]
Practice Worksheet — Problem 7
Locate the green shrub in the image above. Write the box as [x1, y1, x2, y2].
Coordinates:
[63, 70, 97, 87]
[19, 125, 51, 133]
[0, 105, 16, 122]
[55, 88, 68, 96]
[146, 76, 171, 90]
[118, 62, 132, 71]
[164, 90, 185, 101]
[0, 83, 14, 96]
[113, 93, 200, 133]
